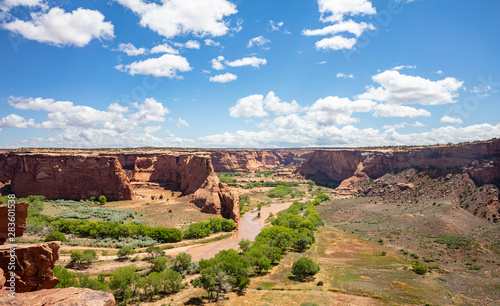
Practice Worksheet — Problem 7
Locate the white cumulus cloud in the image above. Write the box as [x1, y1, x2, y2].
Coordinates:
[211, 55, 225, 70]
[115, 54, 192, 78]
[225, 56, 267, 68]
[115, 0, 237, 38]
[317, 0, 376, 23]
[116, 43, 147, 56]
[302, 20, 375, 37]
[247, 36, 271, 49]
[315, 35, 357, 50]
[440, 116, 463, 124]
[358, 70, 463, 105]
[2, 7, 114, 47]
[337, 72, 353, 79]
[209, 72, 237, 83]
[150, 42, 179, 54]
[0, 0, 45, 11]
[373, 104, 431, 118]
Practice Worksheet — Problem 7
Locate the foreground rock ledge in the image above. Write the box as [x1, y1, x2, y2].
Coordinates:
[0, 242, 60, 293]
[0, 287, 116, 306]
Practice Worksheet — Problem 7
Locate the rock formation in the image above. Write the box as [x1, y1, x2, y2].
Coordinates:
[10, 154, 135, 201]
[0, 153, 17, 183]
[0, 202, 29, 245]
[0, 287, 116, 306]
[130, 153, 240, 222]
[0, 242, 60, 292]
[209, 149, 312, 173]
[298, 139, 500, 188]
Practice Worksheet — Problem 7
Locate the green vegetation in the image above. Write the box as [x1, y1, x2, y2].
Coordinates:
[220, 177, 237, 184]
[44, 231, 66, 242]
[69, 250, 98, 266]
[117, 245, 135, 259]
[268, 185, 294, 198]
[239, 194, 251, 211]
[255, 170, 276, 177]
[57, 206, 135, 223]
[98, 195, 107, 205]
[292, 257, 320, 281]
[411, 260, 428, 275]
[184, 217, 236, 239]
[217, 172, 242, 177]
[432, 235, 477, 250]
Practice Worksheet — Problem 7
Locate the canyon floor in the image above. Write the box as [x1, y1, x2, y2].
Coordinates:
[12, 168, 500, 305]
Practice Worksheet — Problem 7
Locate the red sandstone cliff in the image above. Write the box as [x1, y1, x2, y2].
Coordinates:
[10, 154, 135, 201]
[209, 150, 313, 173]
[130, 153, 240, 222]
[298, 139, 500, 188]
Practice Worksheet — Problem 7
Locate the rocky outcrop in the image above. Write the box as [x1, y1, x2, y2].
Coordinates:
[0, 242, 60, 293]
[209, 150, 313, 173]
[10, 154, 135, 201]
[0, 287, 115, 306]
[298, 139, 500, 188]
[0, 202, 29, 245]
[131, 153, 240, 222]
[0, 153, 17, 183]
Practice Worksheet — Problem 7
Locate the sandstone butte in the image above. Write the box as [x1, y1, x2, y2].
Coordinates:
[0, 202, 115, 305]
[297, 138, 500, 194]
[102, 152, 240, 222]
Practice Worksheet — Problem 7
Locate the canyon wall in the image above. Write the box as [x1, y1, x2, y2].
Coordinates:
[129, 153, 239, 222]
[298, 139, 500, 188]
[10, 154, 135, 201]
[209, 150, 313, 173]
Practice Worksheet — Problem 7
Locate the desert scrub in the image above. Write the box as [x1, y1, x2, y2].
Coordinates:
[57, 207, 135, 223]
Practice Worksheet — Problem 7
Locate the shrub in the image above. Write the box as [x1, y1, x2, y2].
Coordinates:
[45, 231, 66, 242]
[117, 245, 135, 259]
[412, 260, 427, 275]
[98, 195, 107, 205]
[292, 257, 320, 281]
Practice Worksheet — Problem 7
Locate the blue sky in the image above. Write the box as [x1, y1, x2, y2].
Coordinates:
[0, 0, 499, 148]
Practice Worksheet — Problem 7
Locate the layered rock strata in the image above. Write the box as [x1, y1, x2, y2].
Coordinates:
[10, 154, 135, 201]
[130, 153, 239, 222]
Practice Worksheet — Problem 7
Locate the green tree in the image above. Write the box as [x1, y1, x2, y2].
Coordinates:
[193, 268, 217, 301]
[110, 266, 139, 304]
[45, 231, 66, 242]
[54, 266, 78, 288]
[81, 249, 98, 264]
[293, 235, 313, 252]
[238, 238, 251, 252]
[146, 246, 164, 259]
[151, 256, 168, 272]
[117, 245, 135, 259]
[69, 250, 82, 266]
[292, 257, 320, 281]
[173, 252, 192, 275]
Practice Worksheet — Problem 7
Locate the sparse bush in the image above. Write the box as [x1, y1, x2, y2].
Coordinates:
[292, 257, 320, 281]
[45, 231, 66, 242]
[117, 245, 135, 259]
[98, 195, 107, 205]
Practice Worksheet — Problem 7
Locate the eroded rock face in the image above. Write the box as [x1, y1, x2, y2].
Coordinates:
[10, 154, 135, 201]
[131, 153, 240, 222]
[0, 202, 29, 245]
[209, 150, 313, 173]
[0, 153, 17, 183]
[0, 242, 60, 293]
[0, 287, 115, 306]
[298, 139, 500, 187]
